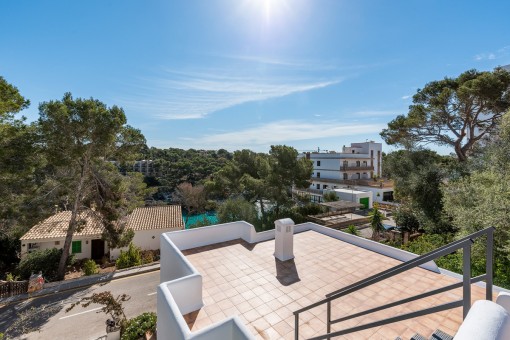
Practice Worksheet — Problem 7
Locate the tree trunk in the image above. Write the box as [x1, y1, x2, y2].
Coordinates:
[57, 161, 88, 280]
[454, 141, 468, 162]
[258, 197, 265, 230]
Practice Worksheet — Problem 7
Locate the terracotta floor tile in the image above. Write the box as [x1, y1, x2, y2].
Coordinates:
[180, 231, 489, 339]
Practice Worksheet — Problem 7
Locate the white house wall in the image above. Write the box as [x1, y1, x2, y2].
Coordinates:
[20, 236, 105, 260]
[360, 187, 395, 204]
[110, 227, 182, 260]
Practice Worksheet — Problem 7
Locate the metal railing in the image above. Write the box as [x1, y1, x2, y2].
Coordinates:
[340, 165, 374, 171]
[293, 227, 494, 340]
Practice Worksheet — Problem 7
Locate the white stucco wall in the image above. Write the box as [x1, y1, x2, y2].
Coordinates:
[360, 186, 395, 204]
[20, 236, 106, 260]
[332, 188, 372, 208]
[132, 228, 182, 251]
[158, 225, 257, 340]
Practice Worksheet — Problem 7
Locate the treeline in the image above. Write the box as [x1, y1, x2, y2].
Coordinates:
[169, 147, 319, 231]
[140, 147, 232, 200]
[380, 67, 510, 288]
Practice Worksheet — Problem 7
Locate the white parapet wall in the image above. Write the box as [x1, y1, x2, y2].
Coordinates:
[157, 220, 440, 340]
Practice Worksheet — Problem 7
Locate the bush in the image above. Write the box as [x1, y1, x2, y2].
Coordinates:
[140, 250, 154, 265]
[344, 225, 360, 236]
[116, 243, 142, 269]
[188, 216, 213, 229]
[16, 248, 74, 282]
[83, 259, 98, 276]
[121, 312, 157, 340]
[218, 197, 258, 225]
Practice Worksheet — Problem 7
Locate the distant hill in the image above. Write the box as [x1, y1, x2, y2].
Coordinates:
[503, 64, 510, 71]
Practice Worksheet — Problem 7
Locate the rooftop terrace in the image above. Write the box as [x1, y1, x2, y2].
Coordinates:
[174, 228, 488, 339]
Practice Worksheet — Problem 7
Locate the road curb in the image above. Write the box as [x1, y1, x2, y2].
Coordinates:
[0, 263, 160, 307]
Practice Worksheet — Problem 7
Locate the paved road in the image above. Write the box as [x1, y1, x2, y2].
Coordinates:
[0, 271, 160, 340]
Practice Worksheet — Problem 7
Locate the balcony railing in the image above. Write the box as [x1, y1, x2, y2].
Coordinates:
[340, 165, 374, 171]
[294, 227, 494, 340]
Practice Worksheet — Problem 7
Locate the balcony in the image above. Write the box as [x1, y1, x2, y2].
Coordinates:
[340, 165, 374, 171]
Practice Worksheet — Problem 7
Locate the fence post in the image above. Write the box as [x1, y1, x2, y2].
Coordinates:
[463, 243, 472, 319]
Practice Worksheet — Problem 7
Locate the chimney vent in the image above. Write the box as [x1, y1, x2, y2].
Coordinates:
[274, 218, 295, 261]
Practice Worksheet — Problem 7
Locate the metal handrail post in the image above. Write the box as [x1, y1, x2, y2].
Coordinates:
[327, 301, 331, 339]
[295, 313, 299, 340]
[486, 228, 494, 301]
[463, 242, 472, 319]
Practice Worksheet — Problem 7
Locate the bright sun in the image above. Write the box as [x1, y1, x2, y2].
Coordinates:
[259, 0, 289, 22]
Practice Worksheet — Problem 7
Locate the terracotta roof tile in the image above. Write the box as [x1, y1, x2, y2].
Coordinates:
[127, 205, 184, 231]
[21, 205, 184, 241]
[20, 211, 104, 240]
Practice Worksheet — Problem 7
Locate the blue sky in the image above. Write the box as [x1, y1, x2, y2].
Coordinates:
[2, 1, 509, 153]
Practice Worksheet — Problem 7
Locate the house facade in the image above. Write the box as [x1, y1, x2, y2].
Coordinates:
[20, 211, 108, 260]
[20, 205, 185, 260]
[297, 141, 394, 207]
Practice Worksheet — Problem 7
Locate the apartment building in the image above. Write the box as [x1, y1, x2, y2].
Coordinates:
[297, 141, 394, 206]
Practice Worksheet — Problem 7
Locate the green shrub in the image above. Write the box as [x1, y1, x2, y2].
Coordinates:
[5, 273, 20, 281]
[188, 216, 213, 229]
[116, 243, 142, 269]
[83, 259, 98, 276]
[16, 248, 74, 282]
[140, 250, 154, 264]
[121, 312, 157, 340]
[344, 225, 360, 236]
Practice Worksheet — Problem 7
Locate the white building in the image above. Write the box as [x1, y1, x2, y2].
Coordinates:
[132, 159, 155, 176]
[298, 141, 394, 206]
[302, 141, 382, 188]
[20, 206, 184, 260]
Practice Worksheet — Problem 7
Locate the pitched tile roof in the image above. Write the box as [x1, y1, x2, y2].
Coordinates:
[20, 210, 104, 240]
[21, 205, 184, 241]
[126, 205, 184, 231]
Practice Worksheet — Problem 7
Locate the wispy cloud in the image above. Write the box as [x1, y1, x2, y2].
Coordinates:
[351, 110, 397, 117]
[401, 95, 411, 100]
[120, 69, 341, 120]
[474, 45, 510, 61]
[181, 120, 386, 149]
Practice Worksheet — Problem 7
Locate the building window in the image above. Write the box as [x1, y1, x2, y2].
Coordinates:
[316, 172, 320, 178]
[343, 173, 348, 180]
[317, 161, 321, 166]
[72, 240, 82, 254]
[316, 184, 320, 189]
[55, 241, 60, 245]
[356, 173, 361, 179]
[356, 161, 360, 167]
[323, 184, 327, 189]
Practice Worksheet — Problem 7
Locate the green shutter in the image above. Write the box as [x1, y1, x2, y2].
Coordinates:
[72, 240, 82, 254]
[359, 197, 369, 209]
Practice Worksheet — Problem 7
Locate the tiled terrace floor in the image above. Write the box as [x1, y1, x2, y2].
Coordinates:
[182, 231, 488, 339]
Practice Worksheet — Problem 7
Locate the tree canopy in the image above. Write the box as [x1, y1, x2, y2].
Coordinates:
[381, 68, 510, 161]
[38, 93, 149, 279]
[206, 145, 312, 230]
[442, 110, 510, 287]
[0, 77, 42, 274]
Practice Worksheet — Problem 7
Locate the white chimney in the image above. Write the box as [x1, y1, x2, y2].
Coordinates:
[274, 218, 295, 261]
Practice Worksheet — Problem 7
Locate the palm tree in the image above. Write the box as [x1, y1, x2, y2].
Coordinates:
[368, 203, 385, 240]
